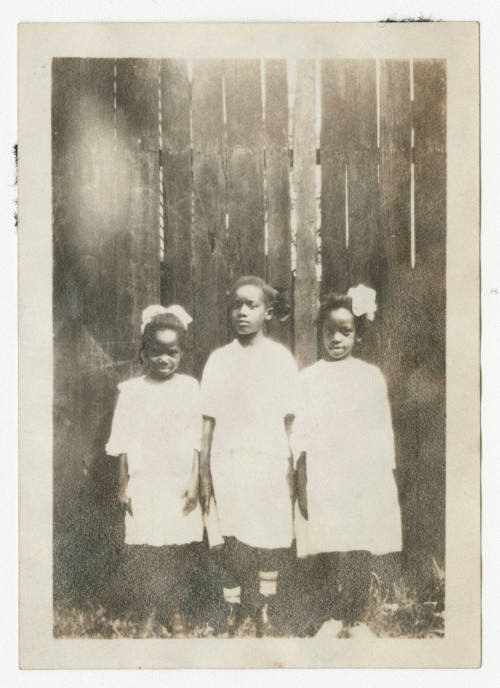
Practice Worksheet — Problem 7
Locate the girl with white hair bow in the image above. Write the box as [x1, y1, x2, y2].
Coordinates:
[105, 304, 207, 632]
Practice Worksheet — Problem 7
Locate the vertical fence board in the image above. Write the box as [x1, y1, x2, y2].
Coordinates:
[53, 59, 121, 589]
[345, 60, 379, 290]
[379, 61, 412, 267]
[321, 60, 349, 293]
[379, 59, 414, 553]
[52, 58, 85, 538]
[225, 60, 266, 282]
[192, 60, 227, 377]
[76, 60, 117, 354]
[115, 59, 160, 362]
[413, 60, 447, 257]
[264, 60, 292, 347]
[75, 59, 120, 464]
[293, 60, 318, 368]
[53, 58, 117, 483]
[161, 59, 194, 373]
[411, 59, 447, 564]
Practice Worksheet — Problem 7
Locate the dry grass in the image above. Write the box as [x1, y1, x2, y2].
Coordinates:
[54, 558, 445, 639]
[53, 599, 216, 639]
[364, 556, 445, 638]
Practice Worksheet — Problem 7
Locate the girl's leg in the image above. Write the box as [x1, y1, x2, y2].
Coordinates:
[210, 537, 245, 635]
[233, 540, 260, 613]
[156, 545, 186, 629]
[185, 540, 220, 625]
[337, 551, 372, 629]
[212, 537, 243, 604]
[257, 547, 294, 635]
[294, 553, 332, 636]
[107, 543, 143, 618]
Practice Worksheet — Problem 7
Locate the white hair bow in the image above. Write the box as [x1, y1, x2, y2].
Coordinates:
[347, 284, 377, 321]
[140, 304, 193, 333]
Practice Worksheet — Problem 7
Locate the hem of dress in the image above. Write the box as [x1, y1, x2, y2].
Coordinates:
[221, 534, 293, 550]
[297, 545, 403, 558]
[124, 537, 204, 547]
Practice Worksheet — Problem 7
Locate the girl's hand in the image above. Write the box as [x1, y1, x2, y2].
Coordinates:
[296, 452, 308, 520]
[118, 492, 133, 516]
[297, 490, 308, 521]
[199, 473, 213, 514]
[182, 477, 199, 516]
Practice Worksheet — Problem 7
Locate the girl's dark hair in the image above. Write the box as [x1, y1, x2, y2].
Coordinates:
[229, 275, 291, 322]
[141, 312, 187, 358]
[315, 292, 368, 338]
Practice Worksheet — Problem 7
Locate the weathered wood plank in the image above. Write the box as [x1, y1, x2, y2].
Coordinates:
[378, 60, 412, 390]
[410, 59, 447, 563]
[345, 60, 379, 290]
[52, 58, 84, 338]
[379, 60, 412, 267]
[334, 60, 380, 366]
[191, 60, 228, 377]
[115, 59, 160, 361]
[264, 59, 292, 347]
[225, 59, 266, 282]
[160, 59, 194, 373]
[320, 60, 349, 294]
[413, 59, 447, 257]
[378, 59, 414, 553]
[52, 59, 121, 567]
[52, 58, 85, 536]
[293, 60, 318, 368]
[77, 59, 117, 358]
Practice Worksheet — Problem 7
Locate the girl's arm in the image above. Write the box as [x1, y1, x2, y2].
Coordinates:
[296, 451, 308, 520]
[284, 414, 296, 500]
[199, 416, 215, 514]
[182, 449, 200, 515]
[117, 453, 132, 515]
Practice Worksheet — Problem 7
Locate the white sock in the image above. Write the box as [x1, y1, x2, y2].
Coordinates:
[258, 571, 278, 597]
[223, 586, 241, 605]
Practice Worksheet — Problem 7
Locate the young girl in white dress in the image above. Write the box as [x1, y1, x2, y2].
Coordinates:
[106, 305, 204, 631]
[293, 286, 402, 638]
[199, 276, 297, 636]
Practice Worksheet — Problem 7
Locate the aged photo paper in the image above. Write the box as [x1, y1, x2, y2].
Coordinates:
[18, 22, 480, 668]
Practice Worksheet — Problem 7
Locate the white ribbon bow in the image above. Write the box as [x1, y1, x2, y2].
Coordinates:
[140, 304, 193, 333]
[347, 284, 377, 321]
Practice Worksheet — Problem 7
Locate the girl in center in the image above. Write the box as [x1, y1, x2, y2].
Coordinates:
[199, 276, 298, 636]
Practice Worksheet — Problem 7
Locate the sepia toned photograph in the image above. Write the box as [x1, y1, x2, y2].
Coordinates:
[18, 22, 480, 668]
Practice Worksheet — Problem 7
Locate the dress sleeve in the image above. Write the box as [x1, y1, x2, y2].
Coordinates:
[105, 383, 132, 456]
[199, 351, 220, 419]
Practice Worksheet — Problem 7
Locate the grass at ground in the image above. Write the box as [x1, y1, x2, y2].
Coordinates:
[54, 558, 445, 639]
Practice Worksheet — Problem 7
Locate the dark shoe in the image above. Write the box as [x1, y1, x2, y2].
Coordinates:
[239, 597, 265, 638]
[337, 622, 352, 638]
[165, 612, 187, 636]
[297, 617, 325, 638]
[227, 602, 241, 637]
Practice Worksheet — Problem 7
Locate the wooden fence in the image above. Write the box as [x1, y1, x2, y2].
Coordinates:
[52, 58, 446, 571]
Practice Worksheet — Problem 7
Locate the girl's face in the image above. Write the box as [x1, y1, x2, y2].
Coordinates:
[143, 328, 182, 379]
[321, 307, 358, 361]
[230, 285, 272, 337]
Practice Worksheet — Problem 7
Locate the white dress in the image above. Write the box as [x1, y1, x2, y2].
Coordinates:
[293, 357, 402, 557]
[200, 337, 298, 549]
[106, 374, 204, 547]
